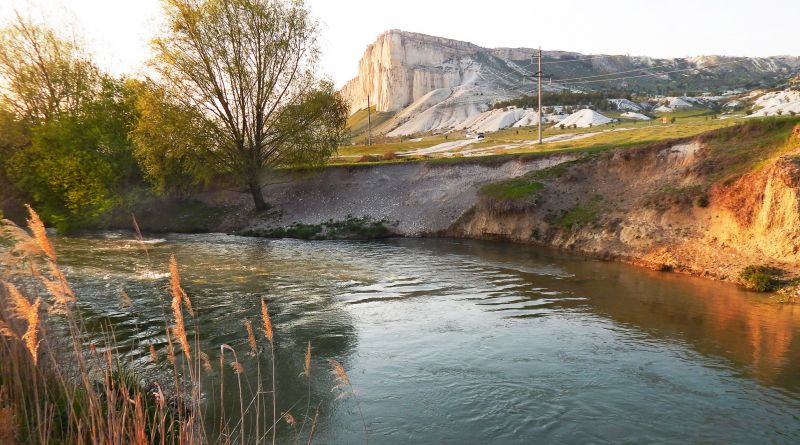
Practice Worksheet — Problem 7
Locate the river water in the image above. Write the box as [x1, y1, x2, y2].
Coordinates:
[52, 233, 800, 444]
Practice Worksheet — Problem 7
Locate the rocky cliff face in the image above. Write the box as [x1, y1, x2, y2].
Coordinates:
[341, 30, 484, 114]
[342, 30, 800, 137]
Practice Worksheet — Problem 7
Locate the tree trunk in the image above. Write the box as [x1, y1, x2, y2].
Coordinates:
[248, 178, 267, 211]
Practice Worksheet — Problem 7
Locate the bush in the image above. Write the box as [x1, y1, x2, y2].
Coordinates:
[739, 265, 783, 292]
[695, 195, 710, 208]
[357, 154, 381, 163]
[382, 151, 398, 161]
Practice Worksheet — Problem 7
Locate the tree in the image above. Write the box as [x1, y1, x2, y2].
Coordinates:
[0, 12, 99, 123]
[130, 81, 218, 197]
[5, 78, 142, 231]
[144, 0, 348, 210]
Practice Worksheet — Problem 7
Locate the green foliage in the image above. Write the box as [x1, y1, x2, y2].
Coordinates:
[0, 16, 100, 121]
[557, 195, 604, 229]
[480, 178, 544, 200]
[739, 265, 784, 292]
[493, 90, 633, 111]
[130, 82, 218, 197]
[5, 79, 142, 231]
[149, 0, 348, 210]
[251, 217, 392, 240]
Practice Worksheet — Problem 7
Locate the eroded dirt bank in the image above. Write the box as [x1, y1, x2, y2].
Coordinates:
[131, 121, 800, 289]
[448, 123, 800, 285]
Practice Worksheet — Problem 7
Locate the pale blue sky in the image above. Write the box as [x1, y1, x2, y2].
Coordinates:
[2, 0, 798, 87]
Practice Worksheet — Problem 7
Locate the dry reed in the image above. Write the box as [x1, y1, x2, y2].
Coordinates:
[0, 207, 365, 445]
[304, 341, 312, 379]
[24, 204, 56, 262]
[149, 344, 158, 363]
[169, 255, 194, 317]
[199, 351, 213, 372]
[244, 319, 258, 355]
[118, 288, 133, 309]
[260, 299, 273, 343]
[131, 213, 149, 257]
[5, 282, 41, 365]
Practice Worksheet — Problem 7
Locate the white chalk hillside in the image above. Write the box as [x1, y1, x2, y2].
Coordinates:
[557, 109, 614, 128]
[621, 112, 651, 121]
[749, 90, 800, 117]
[457, 107, 530, 133]
[608, 98, 643, 111]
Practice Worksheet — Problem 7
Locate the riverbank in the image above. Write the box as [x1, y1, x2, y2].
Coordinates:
[119, 119, 800, 292]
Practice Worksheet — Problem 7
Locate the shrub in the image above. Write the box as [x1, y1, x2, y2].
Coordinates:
[695, 195, 710, 208]
[382, 151, 398, 161]
[739, 265, 783, 292]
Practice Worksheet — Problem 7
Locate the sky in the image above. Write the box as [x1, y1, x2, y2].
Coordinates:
[2, 0, 798, 87]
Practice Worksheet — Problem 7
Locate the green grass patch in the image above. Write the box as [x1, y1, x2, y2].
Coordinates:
[557, 195, 604, 229]
[479, 178, 544, 200]
[697, 117, 800, 183]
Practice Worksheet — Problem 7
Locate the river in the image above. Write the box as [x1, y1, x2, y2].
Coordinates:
[52, 233, 800, 444]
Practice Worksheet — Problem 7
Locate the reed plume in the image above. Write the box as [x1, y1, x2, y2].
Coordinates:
[0, 320, 18, 340]
[244, 319, 258, 355]
[43, 263, 75, 307]
[171, 288, 192, 362]
[149, 344, 158, 363]
[24, 204, 56, 262]
[304, 341, 311, 378]
[328, 359, 351, 398]
[118, 288, 133, 309]
[6, 282, 42, 365]
[169, 255, 194, 317]
[230, 361, 245, 374]
[199, 351, 213, 372]
[329, 358, 369, 444]
[260, 299, 274, 343]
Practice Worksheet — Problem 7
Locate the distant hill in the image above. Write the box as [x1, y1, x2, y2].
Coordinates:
[342, 30, 800, 137]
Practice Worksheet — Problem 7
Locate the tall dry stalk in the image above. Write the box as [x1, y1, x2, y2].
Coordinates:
[329, 359, 369, 445]
[244, 319, 258, 356]
[261, 299, 277, 445]
[169, 255, 194, 317]
[24, 204, 56, 262]
[220, 344, 246, 445]
[5, 282, 41, 365]
[169, 255, 192, 362]
[131, 213, 149, 257]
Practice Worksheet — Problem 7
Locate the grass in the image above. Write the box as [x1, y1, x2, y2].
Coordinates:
[557, 195, 604, 229]
[335, 112, 746, 167]
[696, 117, 800, 183]
[480, 179, 544, 200]
[0, 206, 365, 444]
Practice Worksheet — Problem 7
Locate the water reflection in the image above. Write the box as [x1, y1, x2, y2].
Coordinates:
[50, 234, 800, 444]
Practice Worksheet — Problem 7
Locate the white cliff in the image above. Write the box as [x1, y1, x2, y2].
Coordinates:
[342, 30, 800, 137]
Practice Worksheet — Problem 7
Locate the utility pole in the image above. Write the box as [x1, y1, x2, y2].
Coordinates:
[367, 93, 372, 146]
[537, 47, 543, 145]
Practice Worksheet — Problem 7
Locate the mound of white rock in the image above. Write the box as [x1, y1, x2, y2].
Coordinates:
[556, 109, 614, 128]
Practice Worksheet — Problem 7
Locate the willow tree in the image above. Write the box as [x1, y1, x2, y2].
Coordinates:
[144, 0, 348, 209]
[0, 13, 99, 123]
